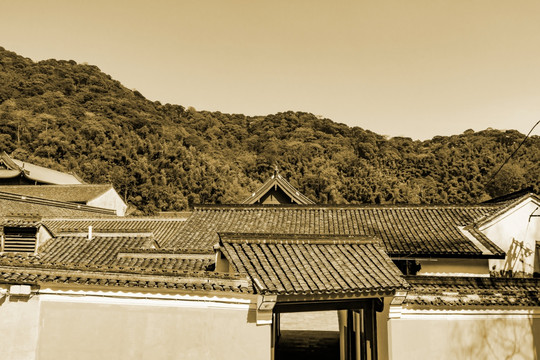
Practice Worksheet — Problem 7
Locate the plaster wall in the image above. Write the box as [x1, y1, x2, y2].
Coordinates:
[388, 312, 540, 360]
[418, 258, 489, 276]
[36, 225, 53, 249]
[0, 291, 270, 360]
[35, 295, 269, 360]
[87, 188, 127, 216]
[480, 200, 540, 274]
[0, 292, 40, 360]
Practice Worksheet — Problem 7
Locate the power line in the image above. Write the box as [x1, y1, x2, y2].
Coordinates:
[485, 120, 540, 189]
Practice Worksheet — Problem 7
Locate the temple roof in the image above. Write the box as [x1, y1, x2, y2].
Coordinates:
[0, 152, 82, 185]
[242, 169, 315, 205]
[0, 184, 113, 203]
[167, 204, 505, 258]
[0, 191, 116, 218]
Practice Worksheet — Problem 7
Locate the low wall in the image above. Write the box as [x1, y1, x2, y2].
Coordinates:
[0, 290, 270, 360]
[389, 312, 540, 360]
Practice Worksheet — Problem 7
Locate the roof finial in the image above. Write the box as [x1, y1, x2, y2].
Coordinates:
[274, 165, 279, 177]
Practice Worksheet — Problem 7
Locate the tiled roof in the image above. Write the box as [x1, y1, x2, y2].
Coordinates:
[220, 234, 408, 296]
[242, 171, 315, 205]
[0, 233, 215, 274]
[481, 187, 535, 204]
[169, 205, 504, 257]
[42, 218, 188, 247]
[1, 218, 41, 228]
[11, 158, 83, 185]
[0, 152, 82, 185]
[115, 256, 212, 272]
[38, 235, 156, 265]
[473, 193, 540, 228]
[0, 264, 252, 293]
[403, 276, 540, 307]
[0, 192, 116, 218]
[0, 184, 113, 203]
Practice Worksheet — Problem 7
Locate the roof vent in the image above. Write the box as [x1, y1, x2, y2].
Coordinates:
[2, 227, 37, 253]
[88, 226, 93, 240]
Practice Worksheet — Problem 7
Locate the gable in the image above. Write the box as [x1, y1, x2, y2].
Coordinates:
[242, 171, 314, 205]
[475, 194, 540, 275]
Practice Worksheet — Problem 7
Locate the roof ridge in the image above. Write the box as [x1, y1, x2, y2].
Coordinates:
[43, 217, 187, 221]
[0, 191, 116, 215]
[194, 203, 501, 210]
[218, 232, 381, 245]
[240, 172, 315, 205]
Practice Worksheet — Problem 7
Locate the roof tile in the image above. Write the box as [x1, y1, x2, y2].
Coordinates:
[220, 234, 408, 296]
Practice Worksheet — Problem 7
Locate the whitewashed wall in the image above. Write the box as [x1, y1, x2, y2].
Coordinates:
[0, 287, 270, 360]
[480, 198, 540, 275]
[87, 188, 128, 216]
[388, 309, 540, 360]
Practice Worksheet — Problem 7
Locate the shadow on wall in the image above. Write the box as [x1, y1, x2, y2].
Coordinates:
[502, 239, 534, 275]
[450, 317, 538, 359]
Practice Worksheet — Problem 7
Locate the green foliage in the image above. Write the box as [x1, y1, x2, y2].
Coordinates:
[0, 47, 538, 213]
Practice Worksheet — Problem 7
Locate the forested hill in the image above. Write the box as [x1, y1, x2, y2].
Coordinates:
[0, 47, 538, 214]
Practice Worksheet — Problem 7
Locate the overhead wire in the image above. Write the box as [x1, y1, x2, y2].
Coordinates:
[484, 120, 540, 189]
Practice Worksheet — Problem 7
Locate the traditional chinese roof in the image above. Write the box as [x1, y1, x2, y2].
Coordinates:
[402, 276, 540, 307]
[481, 187, 535, 204]
[169, 205, 504, 258]
[220, 234, 408, 296]
[37, 235, 158, 265]
[0, 184, 113, 203]
[0, 152, 82, 185]
[472, 192, 540, 228]
[42, 218, 188, 247]
[242, 169, 315, 205]
[0, 191, 116, 218]
[0, 233, 224, 288]
[0, 263, 251, 293]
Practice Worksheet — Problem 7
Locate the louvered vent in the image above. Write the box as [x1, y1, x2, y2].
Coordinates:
[3, 227, 37, 253]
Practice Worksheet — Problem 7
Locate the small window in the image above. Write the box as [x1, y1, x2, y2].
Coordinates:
[2, 227, 37, 253]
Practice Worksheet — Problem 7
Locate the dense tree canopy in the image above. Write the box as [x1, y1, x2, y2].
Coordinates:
[0, 47, 538, 214]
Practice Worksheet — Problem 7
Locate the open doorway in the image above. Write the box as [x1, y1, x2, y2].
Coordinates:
[275, 311, 340, 360]
[272, 299, 380, 360]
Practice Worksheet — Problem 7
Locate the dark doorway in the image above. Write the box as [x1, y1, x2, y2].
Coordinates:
[272, 299, 381, 360]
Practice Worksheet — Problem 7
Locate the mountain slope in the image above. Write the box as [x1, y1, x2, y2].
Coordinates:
[0, 47, 538, 213]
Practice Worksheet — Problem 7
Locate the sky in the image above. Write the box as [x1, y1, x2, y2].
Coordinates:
[1, 0, 540, 140]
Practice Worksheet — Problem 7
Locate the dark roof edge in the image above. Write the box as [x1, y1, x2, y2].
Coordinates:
[218, 232, 381, 245]
[0, 191, 116, 215]
[404, 275, 540, 284]
[482, 187, 535, 204]
[193, 203, 502, 210]
[389, 252, 506, 260]
[0, 264, 246, 282]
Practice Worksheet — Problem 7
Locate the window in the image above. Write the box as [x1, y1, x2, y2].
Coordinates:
[2, 226, 37, 253]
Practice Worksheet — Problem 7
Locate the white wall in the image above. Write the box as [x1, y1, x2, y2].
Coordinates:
[388, 310, 540, 360]
[480, 199, 540, 275]
[0, 289, 41, 360]
[88, 188, 127, 216]
[0, 289, 271, 360]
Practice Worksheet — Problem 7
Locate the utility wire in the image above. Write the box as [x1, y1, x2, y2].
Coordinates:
[485, 120, 540, 188]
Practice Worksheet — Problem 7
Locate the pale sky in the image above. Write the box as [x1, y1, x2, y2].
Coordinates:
[2, 0, 540, 139]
